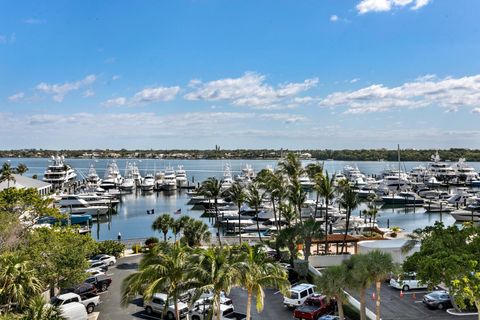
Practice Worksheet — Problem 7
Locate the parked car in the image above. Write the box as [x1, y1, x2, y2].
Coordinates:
[59, 302, 88, 320]
[86, 261, 108, 274]
[188, 301, 234, 320]
[389, 272, 428, 291]
[51, 292, 100, 314]
[89, 254, 116, 266]
[318, 316, 340, 320]
[84, 274, 112, 292]
[293, 294, 336, 320]
[283, 283, 316, 309]
[222, 313, 247, 320]
[422, 291, 452, 310]
[60, 283, 97, 296]
[144, 293, 189, 319]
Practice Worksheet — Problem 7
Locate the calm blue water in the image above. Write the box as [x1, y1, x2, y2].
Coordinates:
[3, 157, 479, 240]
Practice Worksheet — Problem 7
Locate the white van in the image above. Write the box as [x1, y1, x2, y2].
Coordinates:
[283, 283, 316, 308]
[59, 302, 88, 320]
[390, 272, 428, 291]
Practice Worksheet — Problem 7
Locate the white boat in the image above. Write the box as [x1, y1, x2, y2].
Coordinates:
[299, 174, 315, 190]
[86, 163, 101, 186]
[162, 166, 177, 191]
[382, 191, 424, 205]
[451, 209, 480, 222]
[221, 164, 234, 191]
[455, 158, 479, 182]
[175, 165, 188, 188]
[100, 160, 122, 189]
[120, 163, 135, 191]
[427, 151, 456, 181]
[57, 195, 109, 216]
[43, 155, 77, 189]
[235, 164, 255, 185]
[69, 193, 120, 206]
[131, 162, 142, 186]
[140, 174, 155, 191]
[343, 165, 367, 186]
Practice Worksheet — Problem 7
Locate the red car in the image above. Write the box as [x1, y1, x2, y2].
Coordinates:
[293, 294, 336, 320]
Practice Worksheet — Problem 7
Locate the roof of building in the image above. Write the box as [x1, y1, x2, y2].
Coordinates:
[0, 174, 52, 191]
[312, 234, 361, 243]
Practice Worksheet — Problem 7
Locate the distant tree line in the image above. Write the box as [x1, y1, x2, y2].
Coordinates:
[2, 148, 480, 161]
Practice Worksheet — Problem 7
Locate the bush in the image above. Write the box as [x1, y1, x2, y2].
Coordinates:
[145, 237, 159, 248]
[96, 240, 126, 257]
[293, 259, 309, 279]
[132, 243, 142, 254]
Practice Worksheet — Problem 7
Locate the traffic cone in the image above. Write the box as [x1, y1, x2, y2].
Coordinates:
[412, 292, 416, 300]
[372, 292, 376, 300]
[400, 290, 404, 299]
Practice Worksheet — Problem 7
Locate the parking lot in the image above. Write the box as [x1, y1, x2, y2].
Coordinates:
[349, 283, 478, 320]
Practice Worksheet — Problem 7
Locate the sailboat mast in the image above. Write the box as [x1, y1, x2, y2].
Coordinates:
[398, 144, 401, 186]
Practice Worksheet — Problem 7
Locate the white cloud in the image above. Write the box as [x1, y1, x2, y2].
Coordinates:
[319, 74, 480, 114]
[132, 86, 180, 103]
[112, 75, 121, 81]
[83, 89, 95, 98]
[36, 74, 96, 102]
[8, 92, 25, 102]
[350, 78, 360, 84]
[472, 108, 480, 114]
[356, 0, 430, 14]
[102, 97, 127, 107]
[22, 18, 46, 24]
[184, 72, 318, 109]
[330, 15, 339, 22]
[259, 113, 307, 124]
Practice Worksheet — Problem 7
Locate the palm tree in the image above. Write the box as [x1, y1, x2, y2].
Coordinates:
[190, 246, 241, 320]
[226, 182, 246, 244]
[288, 179, 307, 223]
[152, 214, 174, 241]
[279, 203, 297, 227]
[257, 170, 284, 231]
[343, 254, 372, 320]
[0, 162, 16, 188]
[278, 153, 303, 181]
[363, 205, 378, 236]
[316, 265, 348, 320]
[246, 183, 263, 241]
[296, 218, 324, 261]
[305, 162, 323, 182]
[312, 172, 324, 219]
[198, 177, 223, 246]
[275, 226, 300, 266]
[318, 172, 335, 255]
[339, 185, 359, 254]
[237, 244, 290, 320]
[181, 219, 211, 247]
[21, 295, 64, 320]
[121, 243, 196, 320]
[364, 250, 394, 320]
[401, 228, 423, 254]
[15, 164, 28, 176]
[0, 252, 43, 312]
[172, 216, 192, 242]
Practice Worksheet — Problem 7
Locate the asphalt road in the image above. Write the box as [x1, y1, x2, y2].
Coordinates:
[349, 283, 478, 320]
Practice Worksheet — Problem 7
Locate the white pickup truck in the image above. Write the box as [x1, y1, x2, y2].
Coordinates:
[144, 293, 189, 320]
[51, 292, 100, 314]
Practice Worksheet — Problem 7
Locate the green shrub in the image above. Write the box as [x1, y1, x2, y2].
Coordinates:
[293, 259, 309, 279]
[145, 237, 159, 247]
[132, 243, 142, 254]
[96, 240, 126, 257]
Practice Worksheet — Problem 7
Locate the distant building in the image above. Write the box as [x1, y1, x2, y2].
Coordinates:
[0, 174, 52, 196]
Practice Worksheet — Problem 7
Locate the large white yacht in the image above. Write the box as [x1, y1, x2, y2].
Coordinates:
[56, 195, 109, 216]
[120, 162, 135, 191]
[100, 160, 122, 189]
[221, 164, 234, 191]
[86, 163, 101, 186]
[162, 165, 177, 191]
[175, 165, 188, 188]
[343, 165, 366, 185]
[43, 155, 77, 189]
[141, 173, 155, 191]
[455, 158, 479, 182]
[131, 162, 142, 186]
[427, 151, 456, 181]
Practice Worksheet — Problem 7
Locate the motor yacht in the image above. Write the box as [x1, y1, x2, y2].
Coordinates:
[427, 151, 456, 181]
[86, 163, 101, 186]
[382, 191, 424, 205]
[451, 209, 480, 222]
[56, 195, 109, 216]
[221, 164, 234, 191]
[162, 166, 177, 191]
[43, 155, 77, 189]
[140, 173, 155, 191]
[175, 165, 188, 188]
[100, 160, 122, 189]
[119, 163, 135, 191]
[455, 158, 479, 182]
[131, 162, 142, 186]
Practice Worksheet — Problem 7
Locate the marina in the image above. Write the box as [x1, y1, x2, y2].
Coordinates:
[2, 155, 480, 241]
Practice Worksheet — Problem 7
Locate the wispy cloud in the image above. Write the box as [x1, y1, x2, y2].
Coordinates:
[102, 86, 180, 107]
[83, 89, 95, 98]
[8, 92, 25, 102]
[330, 15, 339, 22]
[184, 72, 318, 109]
[319, 74, 480, 114]
[36, 74, 96, 102]
[22, 18, 46, 24]
[356, 0, 431, 14]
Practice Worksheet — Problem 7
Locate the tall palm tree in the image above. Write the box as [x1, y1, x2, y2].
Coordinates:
[0, 252, 43, 312]
[363, 205, 378, 236]
[237, 244, 290, 320]
[343, 254, 372, 320]
[226, 182, 246, 244]
[172, 216, 192, 242]
[316, 265, 348, 320]
[15, 164, 28, 176]
[339, 186, 359, 254]
[198, 177, 223, 246]
[279, 203, 297, 227]
[288, 179, 307, 223]
[278, 153, 303, 181]
[275, 226, 301, 266]
[296, 218, 324, 261]
[364, 250, 394, 320]
[21, 295, 64, 320]
[246, 183, 263, 241]
[0, 162, 16, 188]
[121, 243, 196, 320]
[305, 163, 323, 182]
[152, 214, 174, 241]
[181, 219, 211, 247]
[401, 228, 424, 254]
[257, 170, 284, 231]
[190, 246, 241, 320]
[312, 172, 324, 219]
[318, 172, 335, 255]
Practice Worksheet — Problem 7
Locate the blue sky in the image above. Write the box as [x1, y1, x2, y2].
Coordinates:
[1, 0, 480, 150]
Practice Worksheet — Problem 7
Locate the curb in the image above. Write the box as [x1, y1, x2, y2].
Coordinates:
[446, 308, 479, 317]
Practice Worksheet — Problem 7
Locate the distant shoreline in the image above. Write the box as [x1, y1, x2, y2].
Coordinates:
[2, 148, 480, 162]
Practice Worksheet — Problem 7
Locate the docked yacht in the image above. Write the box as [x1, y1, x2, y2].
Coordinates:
[427, 151, 456, 181]
[451, 209, 480, 222]
[299, 174, 315, 190]
[120, 163, 135, 191]
[86, 163, 101, 186]
[140, 173, 155, 191]
[43, 155, 77, 189]
[235, 164, 255, 185]
[100, 160, 122, 189]
[221, 164, 234, 191]
[455, 158, 479, 182]
[175, 165, 188, 188]
[131, 162, 142, 186]
[56, 195, 109, 216]
[343, 165, 367, 186]
[162, 166, 177, 191]
[382, 191, 424, 205]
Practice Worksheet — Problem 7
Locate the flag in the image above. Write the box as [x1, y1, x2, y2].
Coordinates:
[174, 208, 181, 215]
